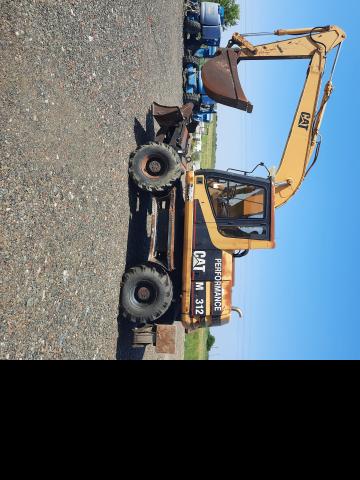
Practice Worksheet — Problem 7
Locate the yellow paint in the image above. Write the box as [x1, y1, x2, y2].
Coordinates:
[222, 252, 233, 282]
[181, 172, 274, 330]
[181, 171, 194, 320]
[195, 181, 275, 250]
[206, 282, 211, 316]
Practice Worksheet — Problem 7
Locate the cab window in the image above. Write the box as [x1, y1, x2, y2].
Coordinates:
[207, 178, 266, 220]
[219, 225, 267, 240]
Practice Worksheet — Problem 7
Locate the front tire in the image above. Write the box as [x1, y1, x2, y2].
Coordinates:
[121, 265, 173, 324]
[129, 142, 182, 192]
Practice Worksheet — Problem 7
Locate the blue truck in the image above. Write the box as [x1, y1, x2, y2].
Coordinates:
[183, 2, 224, 122]
[193, 110, 215, 123]
[183, 46, 217, 122]
[184, 1, 225, 49]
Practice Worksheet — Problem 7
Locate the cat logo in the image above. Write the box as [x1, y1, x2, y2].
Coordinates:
[193, 251, 206, 272]
[298, 112, 311, 130]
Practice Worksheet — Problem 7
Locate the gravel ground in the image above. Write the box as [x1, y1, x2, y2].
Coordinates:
[1, 0, 184, 360]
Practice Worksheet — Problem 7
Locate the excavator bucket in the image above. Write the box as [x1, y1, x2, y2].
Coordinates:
[201, 49, 253, 113]
[152, 102, 194, 128]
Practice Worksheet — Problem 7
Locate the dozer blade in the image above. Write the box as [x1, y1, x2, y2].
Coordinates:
[201, 49, 253, 113]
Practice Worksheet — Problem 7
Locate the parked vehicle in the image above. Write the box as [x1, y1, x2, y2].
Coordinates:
[183, 2, 223, 120]
[192, 110, 214, 123]
[184, 1, 224, 49]
[183, 46, 218, 121]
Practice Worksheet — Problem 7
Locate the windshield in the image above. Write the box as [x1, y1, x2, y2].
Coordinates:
[207, 178, 266, 220]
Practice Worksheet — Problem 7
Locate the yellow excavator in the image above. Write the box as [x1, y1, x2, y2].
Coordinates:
[121, 26, 346, 348]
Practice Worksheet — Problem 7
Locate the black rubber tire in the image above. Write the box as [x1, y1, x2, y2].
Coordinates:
[121, 265, 173, 323]
[184, 93, 201, 106]
[185, 1, 200, 15]
[184, 18, 201, 34]
[183, 55, 200, 68]
[129, 142, 182, 192]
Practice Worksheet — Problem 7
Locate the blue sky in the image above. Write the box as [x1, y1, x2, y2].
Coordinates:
[210, 0, 360, 359]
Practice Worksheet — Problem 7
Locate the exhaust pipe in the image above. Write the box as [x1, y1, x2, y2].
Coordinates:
[232, 307, 244, 319]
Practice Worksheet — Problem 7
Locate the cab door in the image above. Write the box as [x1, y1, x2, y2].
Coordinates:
[204, 173, 272, 243]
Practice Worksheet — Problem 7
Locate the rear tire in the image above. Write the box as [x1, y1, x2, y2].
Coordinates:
[129, 142, 182, 192]
[184, 18, 201, 34]
[121, 265, 173, 324]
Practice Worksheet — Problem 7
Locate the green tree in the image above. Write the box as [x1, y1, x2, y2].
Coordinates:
[201, 0, 240, 29]
[206, 333, 216, 352]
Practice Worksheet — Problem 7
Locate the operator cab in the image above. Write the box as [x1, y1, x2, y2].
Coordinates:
[200, 170, 274, 247]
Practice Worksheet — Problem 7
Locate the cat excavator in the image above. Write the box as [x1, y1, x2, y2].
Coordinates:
[121, 26, 346, 348]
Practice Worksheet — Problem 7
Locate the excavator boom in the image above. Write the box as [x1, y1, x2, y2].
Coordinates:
[201, 25, 346, 207]
[202, 26, 345, 111]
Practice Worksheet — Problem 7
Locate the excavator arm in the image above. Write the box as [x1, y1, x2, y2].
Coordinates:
[201, 26, 346, 207]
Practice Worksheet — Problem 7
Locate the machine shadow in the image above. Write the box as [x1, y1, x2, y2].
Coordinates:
[115, 111, 158, 360]
[116, 177, 152, 360]
[116, 178, 185, 359]
[116, 110, 185, 360]
[133, 109, 155, 145]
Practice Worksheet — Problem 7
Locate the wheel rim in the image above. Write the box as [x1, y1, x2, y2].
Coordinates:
[140, 154, 168, 179]
[137, 286, 151, 302]
[134, 281, 157, 305]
